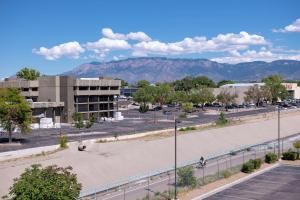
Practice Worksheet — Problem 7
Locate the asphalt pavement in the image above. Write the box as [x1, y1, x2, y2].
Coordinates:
[0, 106, 277, 152]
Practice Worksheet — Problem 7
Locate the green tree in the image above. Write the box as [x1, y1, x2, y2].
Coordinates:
[217, 80, 235, 87]
[190, 87, 215, 110]
[137, 80, 150, 88]
[168, 91, 189, 105]
[262, 75, 288, 104]
[153, 83, 172, 106]
[120, 79, 129, 88]
[5, 164, 81, 200]
[16, 67, 40, 80]
[217, 89, 238, 111]
[0, 88, 31, 143]
[133, 86, 154, 113]
[193, 76, 216, 88]
[173, 76, 216, 92]
[177, 166, 197, 187]
[293, 140, 300, 154]
[244, 85, 269, 106]
[72, 112, 85, 129]
[182, 102, 194, 114]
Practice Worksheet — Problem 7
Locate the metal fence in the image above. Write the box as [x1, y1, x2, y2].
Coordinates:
[80, 133, 300, 200]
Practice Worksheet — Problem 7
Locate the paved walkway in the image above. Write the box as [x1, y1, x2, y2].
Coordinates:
[0, 112, 300, 197]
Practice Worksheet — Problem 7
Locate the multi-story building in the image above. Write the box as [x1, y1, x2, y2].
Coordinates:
[0, 76, 121, 123]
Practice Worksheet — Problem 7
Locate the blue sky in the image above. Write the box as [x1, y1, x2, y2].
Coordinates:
[0, 0, 300, 78]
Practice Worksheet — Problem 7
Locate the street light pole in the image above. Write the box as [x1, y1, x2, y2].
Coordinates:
[278, 106, 281, 159]
[174, 118, 178, 200]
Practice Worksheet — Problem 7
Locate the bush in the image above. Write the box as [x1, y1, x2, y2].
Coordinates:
[59, 134, 68, 148]
[216, 112, 229, 126]
[241, 161, 255, 173]
[250, 158, 262, 169]
[221, 170, 232, 178]
[179, 126, 197, 131]
[265, 152, 278, 163]
[177, 166, 197, 187]
[282, 151, 299, 161]
[6, 164, 81, 200]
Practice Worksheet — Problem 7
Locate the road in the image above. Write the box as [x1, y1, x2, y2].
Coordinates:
[0, 106, 277, 152]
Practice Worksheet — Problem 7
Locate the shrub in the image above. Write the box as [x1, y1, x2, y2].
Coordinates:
[293, 140, 300, 154]
[6, 164, 81, 200]
[221, 170, 232, 178]
[282, 151, 299, 161]
[216, 112, 229, 126]
[265, 152, 278, 163]
[250, 158, 262, 169]
[241, 161, 255, 173]
[179, 126, 197, 131]
[59, 134, 68, 148]
[177, 166, 197, 187]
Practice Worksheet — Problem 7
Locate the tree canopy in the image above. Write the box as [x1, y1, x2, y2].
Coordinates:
[5, 164, 82, 200]
[190, 87, 215, 110]
[217, 89, 238, 111]
[173, 76, 216, 92]
[16, 67, 40, 80]
[0, 88, 31, 143]
[262, 75, 288, 104]
[244, 85, 270, 106]
[136, 80, 150, 88]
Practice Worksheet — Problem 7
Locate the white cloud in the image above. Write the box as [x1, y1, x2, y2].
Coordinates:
[101, 28, 151, 41]
[211, 47, 300, 63]
[273, 18, 300, 33]
[132, 32, 268, 56]
[32, 41, 85, 60]
[85, 38, 131, 54]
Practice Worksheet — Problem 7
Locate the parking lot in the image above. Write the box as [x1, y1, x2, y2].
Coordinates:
[203, 165, 300, 200]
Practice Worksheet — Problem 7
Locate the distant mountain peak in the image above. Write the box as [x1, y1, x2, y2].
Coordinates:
[62, 57, 300, 83]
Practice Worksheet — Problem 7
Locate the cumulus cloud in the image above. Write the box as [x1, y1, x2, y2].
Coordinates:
[32, 41, 85, 60]
[85, 38, 131, 54]
[273, 18, 300, 33]
[102, 28, 152, 41]
[132, 32, 268, 56]
[211, 47, 300, 63]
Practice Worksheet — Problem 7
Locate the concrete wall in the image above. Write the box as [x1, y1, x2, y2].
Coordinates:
[59, 76, 75, 123]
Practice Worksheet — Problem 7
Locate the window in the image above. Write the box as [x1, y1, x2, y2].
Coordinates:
[21, 88, 29, 92]
[90, 86, 98, 90]
[31, 87, 38, 91]
[79, 86, 89, 90]
[100, 86, 109, 90]
[110, 86, 119, 90]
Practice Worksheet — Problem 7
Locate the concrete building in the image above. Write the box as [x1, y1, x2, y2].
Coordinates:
[0, 76, 121, 123]
[214, 82, 300, 105]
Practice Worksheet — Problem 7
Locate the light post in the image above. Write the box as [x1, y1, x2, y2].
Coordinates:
[277, 105, 281, 159]
[174, 118, 181, 200]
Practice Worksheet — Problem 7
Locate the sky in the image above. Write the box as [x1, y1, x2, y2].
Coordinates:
[0, 0, 300, 78]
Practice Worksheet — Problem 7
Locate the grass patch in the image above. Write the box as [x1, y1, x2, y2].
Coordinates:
[179, 126, 197, 131]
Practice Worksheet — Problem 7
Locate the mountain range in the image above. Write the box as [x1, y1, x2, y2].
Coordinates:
[62, 57, 300, 83]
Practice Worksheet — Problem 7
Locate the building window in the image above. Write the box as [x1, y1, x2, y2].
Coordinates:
[79, 86, 89, 90]
[31, 87, 38, 91]
[21, 87, 29, 92]
[73, 86, 77, 91]
[90, 86, 98, 90]
[110, 86, 119, 90]
[100, 86, 109, 90]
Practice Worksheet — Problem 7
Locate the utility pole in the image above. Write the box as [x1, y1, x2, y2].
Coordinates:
[174, 118, 178, 200]
[278, 106, 281, 159]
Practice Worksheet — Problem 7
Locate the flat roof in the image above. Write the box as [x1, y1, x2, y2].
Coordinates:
[203, 165, 300, 200]
[221, 83, 265, 88]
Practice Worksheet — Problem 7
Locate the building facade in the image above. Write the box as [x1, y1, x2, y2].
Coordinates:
[0, 76, 121, 123]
